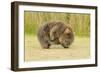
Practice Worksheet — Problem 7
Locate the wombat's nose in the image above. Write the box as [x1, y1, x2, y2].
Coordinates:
[61, 43, 69, 48]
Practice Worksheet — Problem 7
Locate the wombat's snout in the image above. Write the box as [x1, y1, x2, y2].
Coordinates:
[60, 40, 71, 48]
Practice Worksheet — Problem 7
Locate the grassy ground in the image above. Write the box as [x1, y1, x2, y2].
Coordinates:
[25, 35, 90, 62]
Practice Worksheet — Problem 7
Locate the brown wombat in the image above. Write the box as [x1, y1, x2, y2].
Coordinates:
[37, 21, 74, 49]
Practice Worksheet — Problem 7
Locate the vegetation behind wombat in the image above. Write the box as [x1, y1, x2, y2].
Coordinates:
[24, 12, 90, 37]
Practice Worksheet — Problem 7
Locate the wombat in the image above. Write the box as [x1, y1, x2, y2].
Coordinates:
[37, 21, 74, 49]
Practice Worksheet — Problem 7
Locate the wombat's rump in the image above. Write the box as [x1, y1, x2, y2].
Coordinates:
[37, 21, 74, 49]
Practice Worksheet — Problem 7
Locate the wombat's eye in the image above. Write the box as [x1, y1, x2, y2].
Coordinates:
[67, 33, 70, 36]
[67, 33, 71, 38]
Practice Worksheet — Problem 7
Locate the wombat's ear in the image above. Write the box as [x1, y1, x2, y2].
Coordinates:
[66, 25, 73, 31]
[64, 28, 71, 34]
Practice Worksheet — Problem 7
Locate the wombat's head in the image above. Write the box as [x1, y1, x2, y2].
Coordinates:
[59, 27, 74, 48]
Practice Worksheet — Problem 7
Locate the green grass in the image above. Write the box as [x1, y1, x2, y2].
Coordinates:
[24, 12, 90, 36]
[25, 35, 90, 61]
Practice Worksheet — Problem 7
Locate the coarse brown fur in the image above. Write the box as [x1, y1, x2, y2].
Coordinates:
[37, 21, 74, 49]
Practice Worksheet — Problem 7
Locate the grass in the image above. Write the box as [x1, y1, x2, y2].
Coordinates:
[25, 35, 90, 62]
[25, 12, 90, 36]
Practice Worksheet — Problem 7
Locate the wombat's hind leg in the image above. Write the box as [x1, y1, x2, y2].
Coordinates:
[40, 41, 50, 49]
[43, 43, 51, 49]
[38, 35, 51, 49]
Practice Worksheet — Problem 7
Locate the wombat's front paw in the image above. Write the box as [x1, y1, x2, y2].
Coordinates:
[61, 44, 69, 48]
